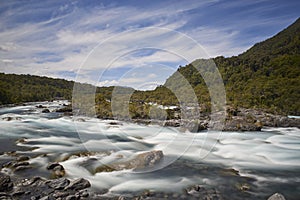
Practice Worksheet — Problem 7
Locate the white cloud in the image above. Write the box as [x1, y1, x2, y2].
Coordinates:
[0, 0, 298, 89]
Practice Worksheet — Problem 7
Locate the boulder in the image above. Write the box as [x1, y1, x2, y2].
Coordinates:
[64, 178, 91, 191]
[96, 150, 164, 173]
[42, 109, 50, 113]
[267, 193, 286, 200]
[46, 178, 70, 190]
[0, 173, 13, 192]
[47, 163, 65, 178]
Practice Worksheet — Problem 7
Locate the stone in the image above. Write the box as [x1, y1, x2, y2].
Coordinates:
[66, 195, 76, 200]
[47, 163, 65, 178]
[14, 165, 32, 172]
[12, 161, 30, 168]
[96, 150, 164, 173]
[0, 192, 12, 200]
[42, 109, 50, 113]
[220, 168, 240, 176]
[46, 178, 70, 190]
[39, 196, 49, 200]
[267, 193, 286, 200]
[0, 173, 13, 192]
[36, 105, 46, 108]
[16, 155, 30, 162]
[47, 162, 63, 170]
[64, 178, 91, 191]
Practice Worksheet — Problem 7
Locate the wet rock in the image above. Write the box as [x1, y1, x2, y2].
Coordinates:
[2, 117, 13, 121]
[12, 161, 30, 168]
[185, 185, 223, 199]
[46, 178, 70, 190]
[220, 168, 240, 176]
[16, 156, 30, 162]
[11, 188, 26, 196]
[95, 150, 164, 173]
[0, 173, 13, 192]
[134, 150, 163, 168]
[107, 121, 122, 126]
[0, 192, 12, 200]
[14, 165, 32, 172]
[36, 105, 46, 108]
[39, 196, 49, 200]
[66, 195, 77, 200]
[235, 183, 250, 191]
[16, 138, 28, 144]
[42, 109, 50, 113]
[55, 105, 72, 113]
[52, 191, 69, 198]
[47, 163, 65, 178]
[64, 178, 91, 191]
[267, 193, 286, 200]
[2, 160, 32, 173]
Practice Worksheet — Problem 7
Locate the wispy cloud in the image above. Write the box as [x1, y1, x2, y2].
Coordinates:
[0, 0, 299, 89]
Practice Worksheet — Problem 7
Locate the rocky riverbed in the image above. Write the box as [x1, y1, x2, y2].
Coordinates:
[0, 101, 299, 199]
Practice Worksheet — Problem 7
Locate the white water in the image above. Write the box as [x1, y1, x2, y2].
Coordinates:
[0, 101, 299, 197]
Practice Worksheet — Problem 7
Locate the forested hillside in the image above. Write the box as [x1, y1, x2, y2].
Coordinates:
[0, 73, 74, 104]
[163, 17, 300, 115]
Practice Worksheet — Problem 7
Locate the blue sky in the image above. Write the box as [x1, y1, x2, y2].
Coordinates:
[0, 0, 299, 90]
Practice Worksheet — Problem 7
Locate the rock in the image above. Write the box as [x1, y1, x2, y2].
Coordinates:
[96, 150, 164, 173]
[16, 156, 30, 162]
[267, 193, 286, 200]
[64, 178, 91, 191]
[66, 195, 76, 200]
[185, 185, 223, 199]
[11, 188, 26, 196]
[39, 196, 49, 200]
[22, 176, 44, 186]
[2, 117, 13, 121]
[0, 192, 12, 200]
[235, 183, 250, 191]
[12, 161, 30, 168]
[14, 165, 32, 172]
[16, 138, 28, 144]
[42, 109, 50, 113]
[36, 105, 46, 108]
[220, 168, 240, 176]
[134, 150, 164, 168]
[46, 178, 70, 190]
[46, 163, 65, 178]
[107, 121, 122, 126]
[52, 191, 69, 198]
[0, 173, 13, 192]
[223, 118, 262, 131]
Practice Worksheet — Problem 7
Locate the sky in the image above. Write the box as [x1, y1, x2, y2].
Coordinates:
[0, 0, 299, 90]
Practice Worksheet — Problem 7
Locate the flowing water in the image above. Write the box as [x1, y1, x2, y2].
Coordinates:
[0, 101, 299, 199]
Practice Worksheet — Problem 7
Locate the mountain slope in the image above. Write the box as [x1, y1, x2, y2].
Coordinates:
[0, 73, 74, 104]
[164, 17, 300, 115]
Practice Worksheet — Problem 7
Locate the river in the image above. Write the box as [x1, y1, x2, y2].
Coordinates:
[0, 101, 299, 199]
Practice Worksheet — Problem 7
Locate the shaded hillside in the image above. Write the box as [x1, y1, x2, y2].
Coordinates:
[0, 73, 74, 104]
[164, 17, 300, 115]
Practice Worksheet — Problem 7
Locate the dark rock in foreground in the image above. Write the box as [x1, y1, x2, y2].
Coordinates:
[0, 173, 13, 192]
[267, 193, 286, 200]
[0, 174, 91, 200]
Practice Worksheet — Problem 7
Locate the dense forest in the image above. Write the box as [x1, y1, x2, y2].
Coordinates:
[0, 18, 299, 116]
[0, 73, 74, 104]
